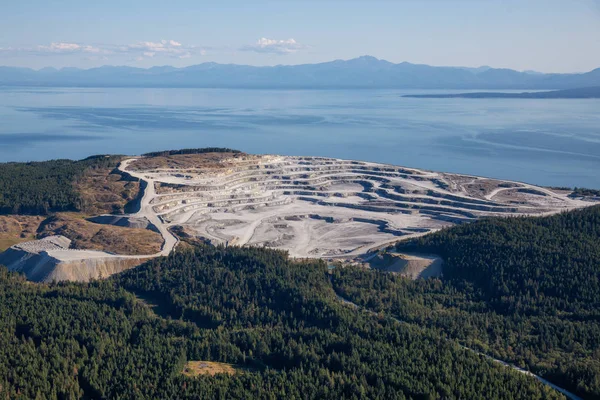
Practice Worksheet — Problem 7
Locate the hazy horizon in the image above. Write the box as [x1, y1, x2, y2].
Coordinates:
[2, 55, 598, 75]
[2, 0, 600, 73]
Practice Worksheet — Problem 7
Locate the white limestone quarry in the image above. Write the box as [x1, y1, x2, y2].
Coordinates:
[1, 153, 594, 282]
[120, 154, 593, 259]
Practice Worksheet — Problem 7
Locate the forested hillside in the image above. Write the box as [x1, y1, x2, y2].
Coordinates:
[1, 150, 597, 399]
[0, 245, 559, 399]
[332, 206, 600, 399]
[0, 151, 244, 215]
[0, 155, 125, 215]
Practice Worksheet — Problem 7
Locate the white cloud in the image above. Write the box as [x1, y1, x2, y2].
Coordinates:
[0, 42, 106, 55]
[40, 42, 105, 54]
[43, 42, 82, 52]
[124, 39, 194, 59]
[0, 39, 203, 60]
[241, 38, 307, 55]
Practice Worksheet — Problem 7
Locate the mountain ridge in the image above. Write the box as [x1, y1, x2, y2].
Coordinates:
[1, 56, 599, 89]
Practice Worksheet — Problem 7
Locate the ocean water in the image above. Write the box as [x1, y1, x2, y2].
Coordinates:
[0, 87, 599, 188]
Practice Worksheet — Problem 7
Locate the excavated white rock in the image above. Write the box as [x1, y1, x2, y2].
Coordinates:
[121, 155, 593, 259]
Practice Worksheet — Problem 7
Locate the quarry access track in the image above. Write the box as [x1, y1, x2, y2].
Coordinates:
[116, 154, 591, 259]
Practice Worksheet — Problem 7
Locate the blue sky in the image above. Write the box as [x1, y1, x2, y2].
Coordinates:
[1, 0, 599, 72]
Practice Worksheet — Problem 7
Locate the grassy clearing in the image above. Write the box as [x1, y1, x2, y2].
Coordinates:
[37, 213, 163, 255]
[0, 215, 45, 251]
[75, 164, 140, 215]
[0, 212, 162, 255]
[129, 151, 253, 171]
[182, 361, 238, 377]
[0, 236, 31, 252]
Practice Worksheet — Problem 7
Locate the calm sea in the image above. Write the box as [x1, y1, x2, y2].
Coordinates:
[0, 87, 599, 188]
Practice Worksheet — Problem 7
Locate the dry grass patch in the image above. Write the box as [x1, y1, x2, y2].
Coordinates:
[129, 152, 257, 171]
[182, 361, 238, 377]
[0, 216, 45, 251]
[37, 213, 163, 255]
[462, 179, 519, 199]
[75, 164, 140, 215]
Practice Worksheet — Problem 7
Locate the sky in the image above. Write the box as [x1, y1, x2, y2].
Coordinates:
[1, 0, 599, 73]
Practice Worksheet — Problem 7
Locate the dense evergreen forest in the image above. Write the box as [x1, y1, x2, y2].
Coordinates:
[333, 206, 600, 399]
[0, 155, 123, 215]
[570, 188, 600, 198]
[0, 244, 559, 399]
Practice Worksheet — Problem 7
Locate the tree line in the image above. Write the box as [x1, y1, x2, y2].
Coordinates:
[332, 206, 600, 399]
[0, 243, 559, 399]
[0, 155, 123, 215]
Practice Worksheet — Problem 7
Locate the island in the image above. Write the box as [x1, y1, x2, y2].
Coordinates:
[403, 86, 600, 99]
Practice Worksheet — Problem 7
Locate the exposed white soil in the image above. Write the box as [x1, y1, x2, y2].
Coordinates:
[118, 154, 593, 259]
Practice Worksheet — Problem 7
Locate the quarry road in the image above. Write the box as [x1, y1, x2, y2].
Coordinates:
[118, 158, 179, 257]
[116, 154, 593, 259]
[333, 289, 583, 400]
[484, 182, 567, 202]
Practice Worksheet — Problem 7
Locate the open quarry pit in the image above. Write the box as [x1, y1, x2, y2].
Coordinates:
[124, 153, 592, 259]
[1, 152, 594, 282]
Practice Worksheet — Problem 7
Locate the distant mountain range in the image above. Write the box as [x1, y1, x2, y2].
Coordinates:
[403, 86, 600, 99]
[1, 56, 599, 89]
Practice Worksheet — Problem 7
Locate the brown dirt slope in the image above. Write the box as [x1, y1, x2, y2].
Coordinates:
[75, 163, 140, 215]
[368, 252, 443, 279]
[0, 215, 45, 251]
[37, 213, 163, 256]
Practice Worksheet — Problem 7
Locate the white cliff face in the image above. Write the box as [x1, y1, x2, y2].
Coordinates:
[44, 257, 147, 282]
[0, 236, 147, 283]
